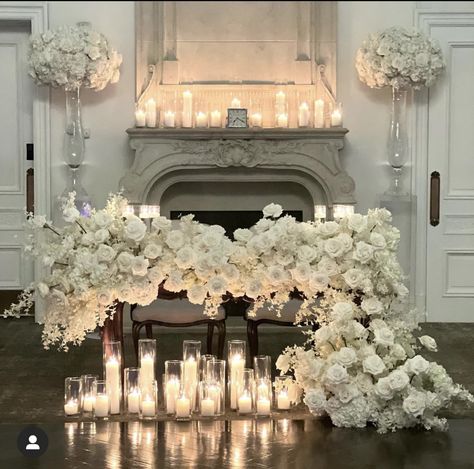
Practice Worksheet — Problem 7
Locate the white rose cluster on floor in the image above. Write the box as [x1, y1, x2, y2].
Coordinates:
[4, 194, 473, 432]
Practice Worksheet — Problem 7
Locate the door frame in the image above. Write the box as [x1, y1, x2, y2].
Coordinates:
[414, 9, 474, 320]
[0, 2, 50, 321]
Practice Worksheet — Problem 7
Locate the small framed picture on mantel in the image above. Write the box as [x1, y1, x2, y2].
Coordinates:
[227, 108, 248, 128]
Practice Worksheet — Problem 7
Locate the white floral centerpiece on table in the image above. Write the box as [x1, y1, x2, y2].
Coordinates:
[4, 197, 472, 432]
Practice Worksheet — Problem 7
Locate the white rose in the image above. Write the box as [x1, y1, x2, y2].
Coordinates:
[93, 211, 113, 228]
[151, 216, 172, 232]
[403, 391, 426, 417]
[343, 269, 364, 289]
[318, 221, 340, 237]
[375, 377, 394, 400]
[362, 355, 386, 376]
[116, 252, 133, 272]
[335, 383, 359, 404]
[187, 284, 207, 304]
[318, 257, 339, 277]
[276, 354, 291, 374]
[207, 275, 227, 296]
[96, 244, 116, 263]
[291, 263, 311, 283]
[144, 243, 162, 260]
[348, 213, 367, 233]
[361, 297, 383, 316]
[263, 203, 283, 218]
[147, 266, 165, 284]
[325, 364, 349, 385]
[387, 369, 410, 392]
[373, 327, 395, 347]
[325, 238, 345, 258]
[267, 265, 288, 285]
[245, 278, 262, 299]
[390, 343, 407, 361]
[97, 289, 113, 306]
[94, 229, 109, 243]
[234, 228, 253, 243]
[297, 245, 318, 263]
[304, 388, 327, 415]
[355, 373, 373, 394]
[407, 355, 430, 375]
[165, 230, 185, 250]
[309, 272, 329, 291]
[131, 256, 149, 276]
[63, 206, 80, 223]
[336, 233, 354, 252]
[418, 335, 437, 352]
[370, 232, 386, 249]
[353, 241, 374, 264]
[37, 282, 49, 297]
[314, 325, 333, 344]
[125, 217, 147, 242]
[222, 263, 240, 282]
[174, 246, 195, 269]
[335, 347, 357, 367]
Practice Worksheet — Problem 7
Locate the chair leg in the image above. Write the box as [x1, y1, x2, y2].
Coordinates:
[247, 320, 258, 364]
[216, 320, 226, 359]
[145, 324, 153, 339]
[207, 322, 214, 355]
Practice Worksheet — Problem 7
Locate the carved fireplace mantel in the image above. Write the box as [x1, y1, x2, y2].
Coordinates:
[121, 128, 355, 208]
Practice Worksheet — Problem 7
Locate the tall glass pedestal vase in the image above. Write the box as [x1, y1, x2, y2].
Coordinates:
[386, 87, 409, 195]
[62, 87, 92, 215]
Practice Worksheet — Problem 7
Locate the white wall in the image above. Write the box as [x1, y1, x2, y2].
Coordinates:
[47, 1, 424, 215]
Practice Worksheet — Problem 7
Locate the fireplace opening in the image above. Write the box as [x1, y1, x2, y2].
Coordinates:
[170, 210, 303, 239]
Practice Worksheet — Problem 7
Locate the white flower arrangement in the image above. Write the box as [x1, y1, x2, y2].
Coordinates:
[356, 27, 445, 90]
[28, 23, 122, 91]
[4, 195, 472, 431]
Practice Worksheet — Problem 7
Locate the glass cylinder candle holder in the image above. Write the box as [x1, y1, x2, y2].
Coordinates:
[64, 377, 82, 417]
[237, 368, 255, 415]
[330, 102, 343, 127]
[81, 374, 98, 416]
[199, 382, 218, 418]
[332, 204, 355, 221]
[175, 390, 192, 421]
[209, 109, 222, 128]
[161, 93, 177, 128]
[255, 379, 272, 417]
[275, 376, 292, 411]
[199, 354, 215, 382]
[138, 338, 156, 394]
[314, 205, 327, 222]
[298, 101, 311, 128]
[140, 380, 158, 420]
[93, 380, 109, 420]
[253, 355, 271, 382]
[183, 340, 201, 411]
[103, 341, 122, 415]
[314, 98, 325, 128]
[227, 340, 246, 410]
[250, 97, 263, 128]
[164, 360, 183, 416]
[125, 367, 141, 416]
[207, 359, 226, 416]
[195, 110, 208, 128]
[182, 90, 193, 128]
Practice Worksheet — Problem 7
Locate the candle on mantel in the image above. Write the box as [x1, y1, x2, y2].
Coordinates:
[141, 396, 156, 417]
[298, 102, 310, 127]
[95, 394, 109, 417]
[210, 110, 222, 127]
[231, 97, 241, 108]
[163, 110, 176, 128]
[145, 98, 157, 128]
[201, 398, 215, 417]
[256, 398, 271, 416]
[182, 90, 193, 128]
[314, 99, 325, 128]
[250, 112, 262, 128]
[238, 393, 253, 414]
[165, 378, 180, 414]
[106, 357, 121, 414]
[276, 113, 288, 128]
[230, 354, 245, 410]
[331, 108, 342, 127]
[135, 109, 146, 127]
[195, 112, 208, 128]
[64, 400, 79, 416]
[128, 390, 140, 414]
[176, 395, 191, 419]
[83, 395, 95, 412]
[277, 391, 291, 410]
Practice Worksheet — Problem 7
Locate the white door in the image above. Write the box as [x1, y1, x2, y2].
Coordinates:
[0, 20, 34, 292]
[425, 14, 474, 321]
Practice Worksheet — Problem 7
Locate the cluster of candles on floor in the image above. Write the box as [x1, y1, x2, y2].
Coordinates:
[135, 91, 343, 129]
[64, 339, 301, 420]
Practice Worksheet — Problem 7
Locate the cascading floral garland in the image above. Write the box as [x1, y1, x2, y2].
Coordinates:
[4, 194, 472, 432]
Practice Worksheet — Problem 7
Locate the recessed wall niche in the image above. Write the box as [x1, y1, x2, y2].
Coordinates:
[135, 1, 337, 97]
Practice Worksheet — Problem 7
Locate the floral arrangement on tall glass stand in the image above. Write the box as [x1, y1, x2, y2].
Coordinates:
[4, 197, 473, 432]
[28, 22, 122, 214]
[356, 27, 445, 195]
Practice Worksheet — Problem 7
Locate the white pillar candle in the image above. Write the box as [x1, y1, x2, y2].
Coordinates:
[64, 400, 79, 416]
[256, 398, 271, 416]
[141, 398, 156, 417]
[201, 398, 215, 417]
[182, 90, 193, 128]
[277, 392, 291, 410]
[208, 384, 221, 414]
[106, 358, 121, 414]
[231, 97, 241, 108]
[140, 354, 155, 390]
[250, 112, 262, 127]
[230, 355, 245, 410]
[275, 91, 286, 115]
[163, 110, 176, 128]
[276, 113, 288, 128]
[128, 391, 140, 414]
[210, 110, 222, 127]
[135, 109, 146, 127]
[95, 394, 109, 417]
[83, 395, 95, 412]
[314, 205, 327, 221]
[331, 109, 342, 127]
[314, 99, 325, 128]
[176, 396, 191, 419]
[165, 378, 180, 414]
[238, 394, 253, 414]
[195, 112, 208, 128]
[145, 98, 157, 128]
[298, 102, 310, 127]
